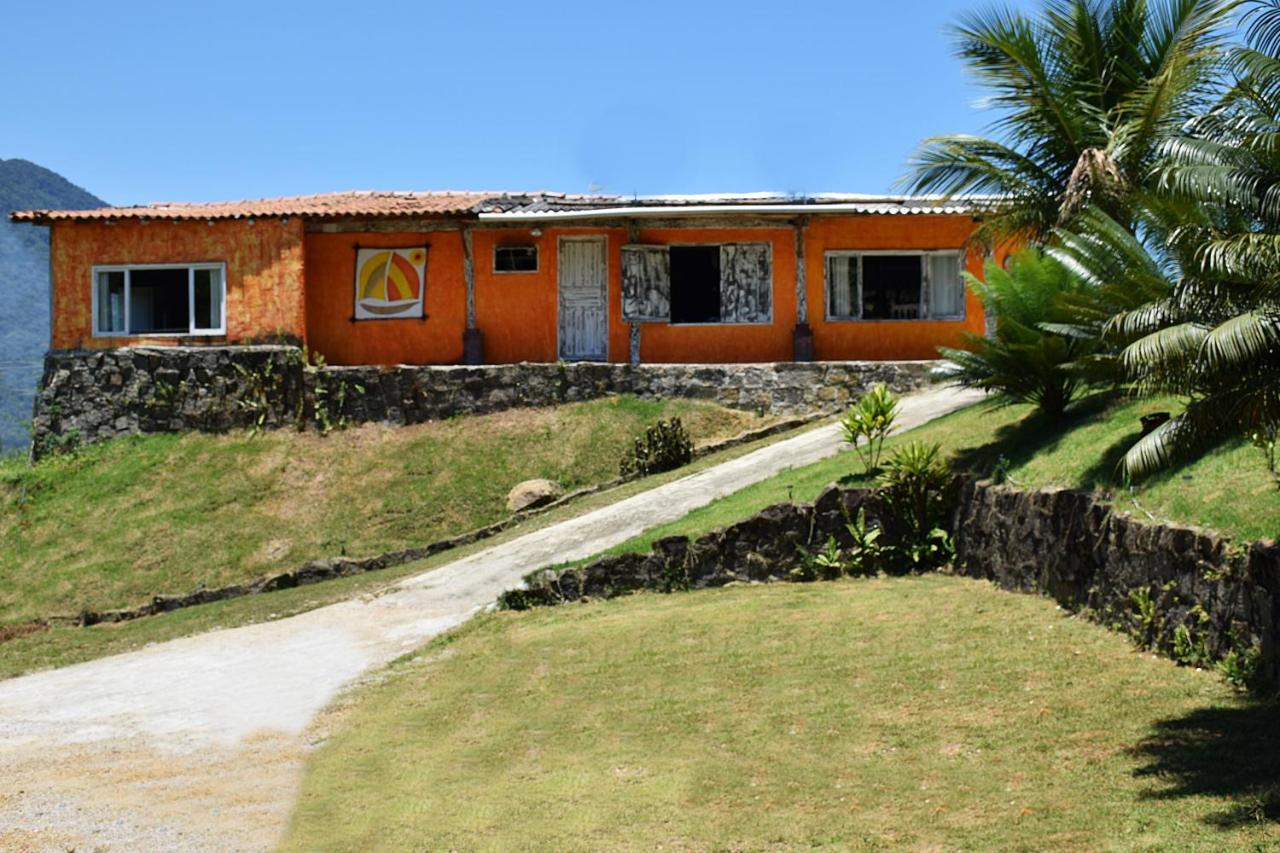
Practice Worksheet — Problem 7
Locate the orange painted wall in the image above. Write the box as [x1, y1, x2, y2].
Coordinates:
[303, 230, 466, 365]
[49, 218, 305, 350]
[631, 226, 797, 364]
[473, 228, 573, 363]
[804, 215, 988, 361]
[49, 213, 995, 364]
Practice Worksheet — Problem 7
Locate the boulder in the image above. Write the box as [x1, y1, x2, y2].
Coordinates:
[506, 478, 564, 513]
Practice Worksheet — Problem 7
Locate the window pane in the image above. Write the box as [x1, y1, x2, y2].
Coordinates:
[96, 270, 126, 333]
[495, 246, 538, 272]
[128, 268, 190, 334]
[193, 268, 223, 331]
[860, 255, 921, 320]
[827, 256, 856, 319]
[669, 245, 721, 324]
[929, 254, 965, 318]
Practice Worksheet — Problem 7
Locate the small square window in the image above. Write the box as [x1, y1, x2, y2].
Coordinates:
[494, 245, 538, 273]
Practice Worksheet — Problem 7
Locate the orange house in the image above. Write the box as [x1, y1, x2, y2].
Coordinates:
[12, 191, 994, 365]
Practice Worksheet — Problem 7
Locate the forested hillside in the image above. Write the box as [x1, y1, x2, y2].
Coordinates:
[0, 159, 105, 451]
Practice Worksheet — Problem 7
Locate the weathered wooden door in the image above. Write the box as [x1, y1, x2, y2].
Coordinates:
[558, 237, 608, 361]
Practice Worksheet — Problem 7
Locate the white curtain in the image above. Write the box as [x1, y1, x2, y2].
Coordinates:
[928, 254, 965, 319]
[828, 255, 856, 318]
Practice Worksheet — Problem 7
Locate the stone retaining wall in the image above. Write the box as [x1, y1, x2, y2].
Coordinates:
[507, 479, 1280, 688]
[30, 346, 935, 455]
[951, 479, 1280, 686]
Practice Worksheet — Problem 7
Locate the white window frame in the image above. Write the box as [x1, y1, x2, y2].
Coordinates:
[823, 250, 966, 322]
[493, 244, 539, 274]
[91, 262, 228, 337]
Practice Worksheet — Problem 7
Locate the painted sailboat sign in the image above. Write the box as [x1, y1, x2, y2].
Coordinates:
[354, 247, 427, 319]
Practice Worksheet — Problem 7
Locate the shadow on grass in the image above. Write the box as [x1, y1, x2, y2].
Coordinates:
[1130, 699, 1280, 828]
[949, 392, 1119, 483]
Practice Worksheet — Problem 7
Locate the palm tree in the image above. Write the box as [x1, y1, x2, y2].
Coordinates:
[1103, 0, 1280, 475]
[937, 248, 1098, 416]
[902, 0, 1237, 246]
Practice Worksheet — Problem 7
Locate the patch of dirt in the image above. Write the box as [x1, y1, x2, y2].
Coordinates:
[0, 621, 47, 645]
[0, 732, 308, 852]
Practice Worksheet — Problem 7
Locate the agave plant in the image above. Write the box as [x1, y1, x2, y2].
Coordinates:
[902, 0, 1237, 246]
[938, 248, 1099, 416]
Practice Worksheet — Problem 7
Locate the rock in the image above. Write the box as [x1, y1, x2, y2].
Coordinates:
[506, 478, 564, 513]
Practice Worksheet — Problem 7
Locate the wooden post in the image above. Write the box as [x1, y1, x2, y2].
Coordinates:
[461, 227, 484, 364]
[792, 218, 814, 362]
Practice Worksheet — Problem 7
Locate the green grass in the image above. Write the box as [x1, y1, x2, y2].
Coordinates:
[602, 394, 1280, 559]
[283, 576, 1278, 850]
[0, 417, 825, 681]
[0, 397, 772, 626]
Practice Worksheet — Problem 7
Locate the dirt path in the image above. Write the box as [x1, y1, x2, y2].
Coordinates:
[0, 386, 983, 851]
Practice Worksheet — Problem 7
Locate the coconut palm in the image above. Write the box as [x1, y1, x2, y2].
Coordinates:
[1108, 0, 1280, 475]
[902, 0, 1237, 246]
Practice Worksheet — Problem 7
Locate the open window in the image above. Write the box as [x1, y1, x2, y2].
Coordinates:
[620, 242, 771, 324]
[494, 245, 538, 273]
[92, 263, 226, 336]
[825, 252, 965, 321]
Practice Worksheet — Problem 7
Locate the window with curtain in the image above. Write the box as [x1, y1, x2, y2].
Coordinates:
[824, 251, 966, 321]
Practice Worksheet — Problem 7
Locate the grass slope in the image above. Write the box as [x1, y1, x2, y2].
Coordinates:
[0, 409, 814, 680]
[284, 576, 1277, 850]
[604, 394, 1279, 559]
[0, 397, 769, 625]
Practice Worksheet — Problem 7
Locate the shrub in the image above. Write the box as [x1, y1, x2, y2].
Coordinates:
[840, 384, 898, 474]
[936, 248, 1096, 418]
[619, 418, 693, 478]
[877, 441, 956, 572]
[792, 536, 845, 582]
[843, 507, 886, 577]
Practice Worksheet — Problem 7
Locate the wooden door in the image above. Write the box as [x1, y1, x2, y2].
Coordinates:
[558, 237, 607, 361]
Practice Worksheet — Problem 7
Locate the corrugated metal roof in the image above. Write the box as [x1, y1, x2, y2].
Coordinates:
[10, 190, 985, 224]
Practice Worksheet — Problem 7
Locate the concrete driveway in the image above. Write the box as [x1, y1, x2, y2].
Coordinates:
[0, 385, 983, 851]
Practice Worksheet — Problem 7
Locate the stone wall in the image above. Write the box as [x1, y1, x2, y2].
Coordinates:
[30, 346, 936, 455]
[32, 346, 307, 455]
[951, 479, 1280, 686]
[506, 479, 1280, 688]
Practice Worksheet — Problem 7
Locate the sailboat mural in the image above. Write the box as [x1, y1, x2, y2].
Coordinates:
[354, 247, 427, 319]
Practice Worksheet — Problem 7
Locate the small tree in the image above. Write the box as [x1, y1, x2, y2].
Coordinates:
[937, 248, 1095, 418]
[841, 384, 899, 474]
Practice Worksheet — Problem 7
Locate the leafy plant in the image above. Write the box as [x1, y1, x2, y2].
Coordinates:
[938, 249, 1097, 417]
[1216, 641, 1264, 690]
[843, 507, 886, 577]
[619, 418, 693, 478]
[304, 348, 358, 435]
[877, 441, 956, 572]
[1129, 586, 1161, 647]
[900, 0, 1236, 246]
[840, 384, 899, 473]
[793, 536, 846, 582]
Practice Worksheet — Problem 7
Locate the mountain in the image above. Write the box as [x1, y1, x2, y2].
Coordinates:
[0, 159, 106, 452]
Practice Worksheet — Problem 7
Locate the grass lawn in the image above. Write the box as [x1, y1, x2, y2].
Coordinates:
[0, 397, 772, 626]
[602, 393, 1280, 560]
[0, 415, 822, 680]
[284, 576, 1278, 850]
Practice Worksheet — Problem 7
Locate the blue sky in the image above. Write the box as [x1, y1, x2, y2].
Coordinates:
[1, 0, 1037, 205]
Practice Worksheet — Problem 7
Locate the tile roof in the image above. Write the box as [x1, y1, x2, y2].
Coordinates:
[8, 190, 500, 223]
[10, 190, 984, 224]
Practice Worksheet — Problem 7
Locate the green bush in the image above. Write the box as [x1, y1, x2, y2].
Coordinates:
[840, 384, 899, 474]
[877, 441, 956, 572]
[937, 249, 1096, 418]
[619, 418, 694, 478]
